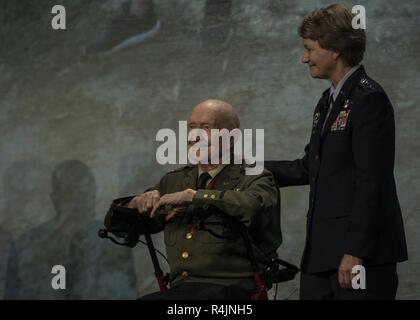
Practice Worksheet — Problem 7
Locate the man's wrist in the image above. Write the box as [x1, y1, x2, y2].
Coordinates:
[188, 189, 197, 201]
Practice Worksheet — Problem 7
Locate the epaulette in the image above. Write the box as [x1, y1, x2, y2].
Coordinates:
[358, 77, 377, 93]
[239, 161, 265, 174]
[167, 164, 194, 174]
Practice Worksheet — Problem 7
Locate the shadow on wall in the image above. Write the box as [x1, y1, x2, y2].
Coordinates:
[0, 160, 52, 299]
[117, 152, 169, 296]
[4, 160, 138, 299]
[0, 228, 12, 299]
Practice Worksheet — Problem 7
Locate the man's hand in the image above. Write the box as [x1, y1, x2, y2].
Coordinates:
[127, 190, 160, 214]
[150, 188, 197, 220]
[338, 254, 363, 289]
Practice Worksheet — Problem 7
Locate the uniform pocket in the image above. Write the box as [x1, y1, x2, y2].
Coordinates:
[327, 129, 351, 138]
[199, 224, 227, 244]
[322, 211, 350, 220]
[164, 221, 178, 246]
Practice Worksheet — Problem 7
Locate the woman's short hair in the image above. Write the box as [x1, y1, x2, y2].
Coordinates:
[298, 4, 366, 67]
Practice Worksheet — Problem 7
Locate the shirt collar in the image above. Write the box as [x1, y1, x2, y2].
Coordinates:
[329, 65, 360, 101]
[198, 164, 227, 180]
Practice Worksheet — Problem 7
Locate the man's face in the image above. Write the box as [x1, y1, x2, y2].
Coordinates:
[187, 107, 217, 163]
[301, 38, 338, 79]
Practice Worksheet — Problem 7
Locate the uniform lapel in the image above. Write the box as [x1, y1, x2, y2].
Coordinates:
[313, 92, 331, 136]
[320, 90, 347, 140]
[181, 164, 242, 191]
[212, 164, 242, 191]
[311, 92, 330, 156]
[182, 166, 198, 190]
[320, 66, 365, 140]
[181, 164, 243, 191]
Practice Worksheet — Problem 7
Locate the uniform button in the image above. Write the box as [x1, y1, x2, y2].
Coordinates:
[314, 155, 319, 161]
[210, 194, 216, 199]
[182, 271, 189, 278]
[312, 177, 316, 182]
[185, 232, 193, 240]
[181, 251, 189, 259]
[203, 194, 208, 198]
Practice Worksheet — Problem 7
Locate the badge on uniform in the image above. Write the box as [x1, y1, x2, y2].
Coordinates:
[331, 110, 350, 131]
[312, 111, 321, 134]
[343, 99, 350, 109]
[330, 99, 351, 131]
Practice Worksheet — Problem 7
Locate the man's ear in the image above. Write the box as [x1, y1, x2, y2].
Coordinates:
[332, 51, 340, 61]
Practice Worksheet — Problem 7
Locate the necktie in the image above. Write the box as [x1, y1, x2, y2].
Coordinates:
[188, 172, 212, 228]
[197, 172, 211, 190]
[321, 93, 334, 133]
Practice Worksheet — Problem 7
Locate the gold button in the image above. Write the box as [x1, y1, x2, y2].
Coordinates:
[204, 194, 208, 198]
[210, 194, 216, 199]
[186, 232, 193, 240]
[181, 271, 189, 278]
[181, 251, 189, 259]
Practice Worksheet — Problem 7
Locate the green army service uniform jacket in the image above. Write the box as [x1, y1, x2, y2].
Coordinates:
[148, 164, 282, 289]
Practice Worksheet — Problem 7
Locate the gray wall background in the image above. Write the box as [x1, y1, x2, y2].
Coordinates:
[0, 0, 419, 299]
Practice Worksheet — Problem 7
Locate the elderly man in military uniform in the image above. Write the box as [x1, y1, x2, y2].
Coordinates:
[265, 4, 407, 300]
[128, 99, 281, 300]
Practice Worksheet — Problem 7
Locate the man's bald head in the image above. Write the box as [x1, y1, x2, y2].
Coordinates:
[189, 99, 240, 130]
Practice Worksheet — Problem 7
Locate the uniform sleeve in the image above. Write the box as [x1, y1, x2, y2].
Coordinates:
[264, 144, 310, 187]
[143, 175, 167, 195]
[116, 176, 168, 232]
[192, 170, 278, 224]
[345, 91, 395, 259]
